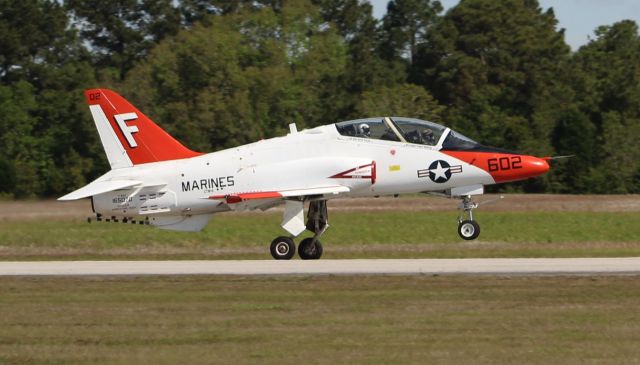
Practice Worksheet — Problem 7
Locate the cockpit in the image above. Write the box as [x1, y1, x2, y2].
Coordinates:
[335, 117, 480, 150]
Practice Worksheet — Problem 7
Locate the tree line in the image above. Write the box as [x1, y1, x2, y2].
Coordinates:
[0, 0, 639, 198]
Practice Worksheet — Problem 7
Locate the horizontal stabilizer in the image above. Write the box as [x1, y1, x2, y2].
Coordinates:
[58, 179, 142, 201]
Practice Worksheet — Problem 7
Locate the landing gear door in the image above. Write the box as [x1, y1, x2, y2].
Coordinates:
[281, 200, 305, 236]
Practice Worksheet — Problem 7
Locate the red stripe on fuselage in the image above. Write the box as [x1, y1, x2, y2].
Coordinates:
[209, 191, 283, 204]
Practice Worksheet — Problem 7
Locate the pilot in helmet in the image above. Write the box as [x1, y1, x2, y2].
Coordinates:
[358, 123, 371, 137]
[421, 128, 435, 144]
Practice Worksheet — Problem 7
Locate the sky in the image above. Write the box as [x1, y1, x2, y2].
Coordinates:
[369, 0, 640, 50]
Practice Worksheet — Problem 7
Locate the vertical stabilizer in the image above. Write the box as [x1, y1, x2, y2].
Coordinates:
[85, 89, 202, 169]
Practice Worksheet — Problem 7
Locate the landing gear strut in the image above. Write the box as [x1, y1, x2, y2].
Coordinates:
[269, 200, 329, 260]
[457, 195, 480, 240]
[299, 200, 328, 260]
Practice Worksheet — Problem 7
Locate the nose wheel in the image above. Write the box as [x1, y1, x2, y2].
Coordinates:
[458, 220, 480, 240]
[457, 195, 480, 240]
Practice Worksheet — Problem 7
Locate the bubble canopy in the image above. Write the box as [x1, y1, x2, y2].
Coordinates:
[335, 117, 479, 149]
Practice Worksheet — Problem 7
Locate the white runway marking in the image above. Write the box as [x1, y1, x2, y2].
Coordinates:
[0, 258, 639, 276]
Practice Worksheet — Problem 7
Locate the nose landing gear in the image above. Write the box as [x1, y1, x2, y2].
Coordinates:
[457, 195, 480, 240]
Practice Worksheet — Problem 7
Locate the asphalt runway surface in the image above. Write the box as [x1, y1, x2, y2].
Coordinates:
[1, 258, 639, 276]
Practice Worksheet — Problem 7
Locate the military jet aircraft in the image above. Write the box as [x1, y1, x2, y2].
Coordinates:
[59, 89, 550, 260]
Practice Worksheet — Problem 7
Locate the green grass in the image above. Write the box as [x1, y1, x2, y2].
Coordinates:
[1, 275, 639, 364]
[1, 211, 640, 260]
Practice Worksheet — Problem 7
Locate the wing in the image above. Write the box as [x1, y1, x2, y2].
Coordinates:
[208, 185, 350, 208]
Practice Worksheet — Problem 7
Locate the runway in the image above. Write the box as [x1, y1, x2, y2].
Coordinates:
[0, 258, 639, 276]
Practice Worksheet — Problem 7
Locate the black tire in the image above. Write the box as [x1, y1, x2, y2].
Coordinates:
[458, 220, 480, 240]
[270, 236, 296, 260]
[298, 237, 323, 260]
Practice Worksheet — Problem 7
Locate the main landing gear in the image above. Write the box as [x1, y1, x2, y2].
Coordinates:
[457, 195, 480, 240]
[270, 200, 328, 260]
[270, 236, 296, 260]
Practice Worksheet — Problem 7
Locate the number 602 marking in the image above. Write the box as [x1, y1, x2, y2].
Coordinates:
[488, 156, 522, 172]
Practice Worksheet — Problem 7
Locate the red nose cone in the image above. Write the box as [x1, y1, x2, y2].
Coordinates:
[516, 155, 550, 180]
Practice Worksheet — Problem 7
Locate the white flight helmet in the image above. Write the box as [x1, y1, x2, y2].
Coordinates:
[358, 123, 371, 137]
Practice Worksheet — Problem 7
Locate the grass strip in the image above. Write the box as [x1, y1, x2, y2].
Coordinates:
[1, 211, 639, 260]
[0, 275, 639, 365]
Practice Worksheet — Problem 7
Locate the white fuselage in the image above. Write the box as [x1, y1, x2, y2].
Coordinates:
[92, 124, 495, 225]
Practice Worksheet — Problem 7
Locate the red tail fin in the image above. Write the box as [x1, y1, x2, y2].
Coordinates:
[85, 88, 201, 167]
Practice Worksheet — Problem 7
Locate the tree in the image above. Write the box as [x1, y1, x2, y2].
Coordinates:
[356, 83, 444, 121]
[178, 0, 218, 26]
[313, 0, 406, 118]
[66, 0, 181, 81]
[418, 0, 569, 156]
[0, 0, 99, 197]
[3, 0, 638, 197]
[568, 20, 640, 193]
[381, 0, 443, 66]
[0, 81, 36, 195]
[549, 107, 596, 192]
[0, 0, 69, 83]
[121, 1, 348, 151]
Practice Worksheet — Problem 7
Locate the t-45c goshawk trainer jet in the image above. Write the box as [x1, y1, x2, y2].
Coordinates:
[60, 89, 550, 260]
